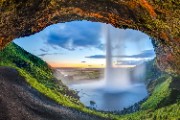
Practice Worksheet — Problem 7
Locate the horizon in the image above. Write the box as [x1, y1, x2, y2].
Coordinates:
[14, 21, 155, 68]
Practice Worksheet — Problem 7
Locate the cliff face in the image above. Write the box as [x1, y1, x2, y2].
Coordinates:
[0, 0, 179, 74]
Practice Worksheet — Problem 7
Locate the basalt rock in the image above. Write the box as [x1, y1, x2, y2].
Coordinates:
[0, 0, 179, 74]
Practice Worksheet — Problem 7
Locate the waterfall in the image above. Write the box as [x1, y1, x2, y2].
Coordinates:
[105, 27, 112, 83]
[104, 25, 132, 91]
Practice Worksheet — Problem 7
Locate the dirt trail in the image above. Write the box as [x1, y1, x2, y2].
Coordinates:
[0, 67, 105, 120]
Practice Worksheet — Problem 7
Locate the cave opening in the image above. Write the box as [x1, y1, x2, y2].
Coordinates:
[0, 1, 179, 119]
[12, 20, 156, 111]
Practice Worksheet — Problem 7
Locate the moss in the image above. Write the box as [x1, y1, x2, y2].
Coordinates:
[141, 75, 172, 110]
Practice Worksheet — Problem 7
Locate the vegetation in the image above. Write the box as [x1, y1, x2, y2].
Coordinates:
[120, 74, 180, 120]
[0, 43, 179, 120]
[0, 42, 111, 118]
[144, 59, 162, 84]
[141, 75, 172, 110]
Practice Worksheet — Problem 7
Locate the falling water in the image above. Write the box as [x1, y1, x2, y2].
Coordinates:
[105, 26, 132, 91]
[105, 28, 112, 84]
[65, 23, 150, 111]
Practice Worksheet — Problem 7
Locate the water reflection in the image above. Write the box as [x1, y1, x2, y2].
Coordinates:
[69, 81, 147, 111]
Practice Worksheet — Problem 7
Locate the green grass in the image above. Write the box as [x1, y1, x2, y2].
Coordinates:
[120, 75, 180, 120]
[0, 42, 179, 120]
[120, 103, 180, 120]
[141, 76, 172, 110]
[0, 42, 112, 119]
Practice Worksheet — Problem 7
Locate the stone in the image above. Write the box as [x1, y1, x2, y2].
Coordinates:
[0, 0, 179, 74]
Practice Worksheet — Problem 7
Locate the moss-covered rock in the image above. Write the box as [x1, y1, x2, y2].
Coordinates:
[0, 0, 179, 74]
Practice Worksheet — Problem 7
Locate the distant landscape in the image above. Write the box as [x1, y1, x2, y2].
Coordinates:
[0, 42, 180, 120]
[54, 68, 103, 84]
[53, 62, 155, 111]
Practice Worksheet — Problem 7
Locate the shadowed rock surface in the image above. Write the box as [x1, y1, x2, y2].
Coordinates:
[0, 67, 105, 120]
[0, 0, 180, 74]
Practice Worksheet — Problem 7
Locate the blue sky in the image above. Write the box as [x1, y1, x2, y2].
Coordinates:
[14, 21, 155, 68]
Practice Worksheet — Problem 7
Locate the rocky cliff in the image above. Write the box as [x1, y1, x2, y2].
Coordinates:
[0, 0, 180, 74]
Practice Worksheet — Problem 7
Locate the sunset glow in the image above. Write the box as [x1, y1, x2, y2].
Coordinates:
[14, 21, 155, 68]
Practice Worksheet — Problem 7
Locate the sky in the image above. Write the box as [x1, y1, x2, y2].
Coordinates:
[14, 20, 155, 68]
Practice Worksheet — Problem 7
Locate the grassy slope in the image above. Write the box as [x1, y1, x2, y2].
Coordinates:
[0, 43, 179, 120]
[121, 71, 180, 120]
[0, 43, 111, 118]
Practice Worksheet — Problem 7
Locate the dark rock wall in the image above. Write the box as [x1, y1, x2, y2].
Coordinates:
[0, 0, 179, 74]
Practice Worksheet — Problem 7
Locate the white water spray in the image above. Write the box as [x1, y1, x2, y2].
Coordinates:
[105, 27, 112, 84]
[104, 25, 132, 91]
[69, 24, 150, 93]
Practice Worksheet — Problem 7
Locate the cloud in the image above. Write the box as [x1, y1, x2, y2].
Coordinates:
[40, 48, 48, 52]
[109, 28, 150, 43]
[115, 50, 155, 58]
[96, 44, 105, 50]
[115, 60, 142, 65]
[85, 50, 155, 59]
[106, 26, 153, 54]
[46, 21, 102, 51]
[85, 55, 106, 59]
[38, 53, 63, 57]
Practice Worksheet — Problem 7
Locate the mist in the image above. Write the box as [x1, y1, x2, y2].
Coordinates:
[54, 22, 154, 111]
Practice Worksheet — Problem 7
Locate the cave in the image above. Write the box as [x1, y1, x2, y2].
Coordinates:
[0, 0, 180, 75]
[0, 1, 180, 119]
